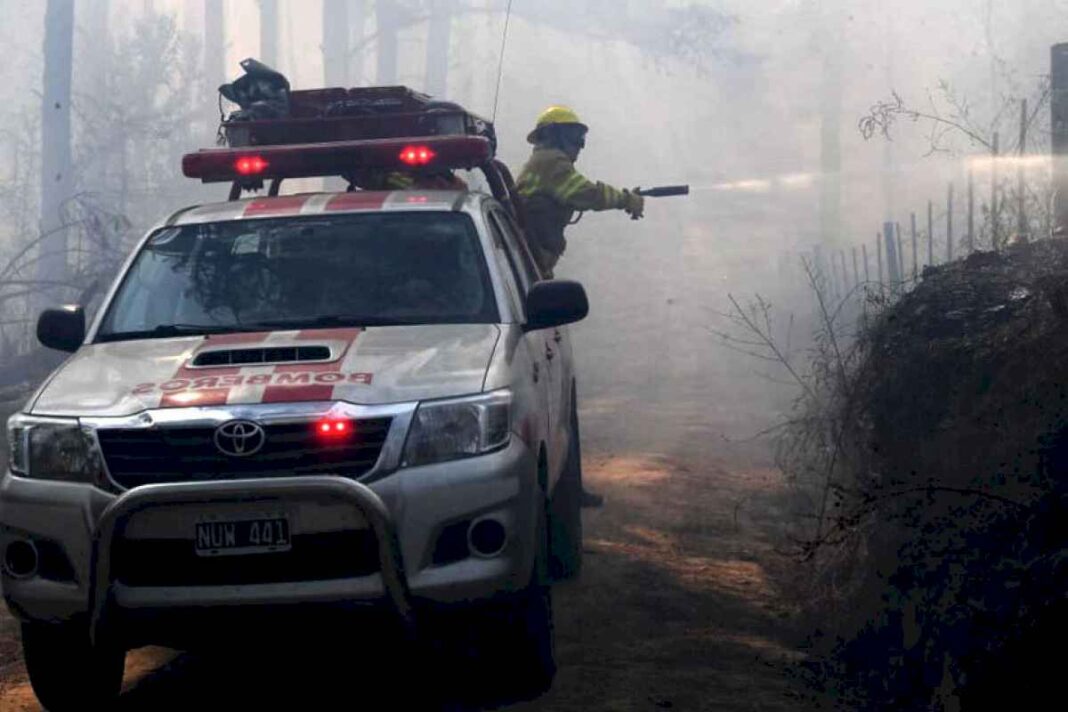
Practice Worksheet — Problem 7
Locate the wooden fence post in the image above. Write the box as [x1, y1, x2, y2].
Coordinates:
[992, 131, 1000, 249]
[876, 231, 884, 292]
[927, 199, 934, 266]
[968, 169, 975, 253]
[896, 222, 905, 285]
[911, 212, 918, 279]
[1018, 98, 1029, 243]
[947, 183, 954, 262]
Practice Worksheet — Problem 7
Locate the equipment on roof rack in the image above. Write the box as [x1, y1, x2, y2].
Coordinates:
[218, 58, 291, 124]
[193, 63, 524, 226]
[215, 60, 496, 154]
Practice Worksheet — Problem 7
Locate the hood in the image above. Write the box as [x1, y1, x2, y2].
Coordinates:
[30, 324, 501, 417]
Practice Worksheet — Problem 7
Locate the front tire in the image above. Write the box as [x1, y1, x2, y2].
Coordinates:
[21, 622, 125, 711]
[460, 486, 557, 700]
[549, 396, 584, 580]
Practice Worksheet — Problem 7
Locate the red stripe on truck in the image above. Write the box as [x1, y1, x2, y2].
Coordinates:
[324, 192, 389, 212]
[261, 328, 362, 402]
[243, 195, 311, 216]
[154, 331, 272, 408]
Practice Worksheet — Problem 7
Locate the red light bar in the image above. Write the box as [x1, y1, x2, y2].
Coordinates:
[399, 145, 436, 166]
[182, 136, 492, 184]
[235, 155, 269, 175]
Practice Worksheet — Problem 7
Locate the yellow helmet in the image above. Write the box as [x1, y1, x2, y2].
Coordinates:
[527, 105, 588, 144]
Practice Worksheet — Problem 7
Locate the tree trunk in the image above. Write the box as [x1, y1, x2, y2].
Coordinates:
[260, 0, 279, 67]
[350, 0, 367, 84]
[36, 0, 76, 302]
[1051, 44, 1068, 236]
[204, 0, 226, 89]
[79, 0, 109, 94]
[323, 0, 350, 86]
[818, 1, 843, 248]
[375, 0, 398, 84]
[425, 0, 454, 96]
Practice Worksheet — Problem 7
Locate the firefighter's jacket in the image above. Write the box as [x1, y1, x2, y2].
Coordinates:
[516, 147, 628, 272]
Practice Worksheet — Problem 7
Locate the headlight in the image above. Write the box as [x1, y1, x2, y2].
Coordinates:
[5, 414, 104, 483]
[402, 390, 512, 468]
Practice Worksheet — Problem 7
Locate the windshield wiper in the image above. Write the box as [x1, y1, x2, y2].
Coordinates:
[96, 323, 265, 343]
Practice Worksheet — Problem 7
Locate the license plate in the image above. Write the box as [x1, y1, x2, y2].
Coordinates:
[194, 517, 291, 557]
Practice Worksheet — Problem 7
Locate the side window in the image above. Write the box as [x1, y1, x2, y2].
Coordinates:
[490, 211, 541, 288]
[485, 210, 526, 319]
[499, 210, 544, 282]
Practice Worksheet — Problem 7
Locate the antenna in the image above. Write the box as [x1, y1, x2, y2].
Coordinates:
[491, 0, 515, 123]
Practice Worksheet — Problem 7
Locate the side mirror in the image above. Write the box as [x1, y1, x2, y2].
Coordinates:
[37, 305, 85, 353]
[524, 280, 589, 331]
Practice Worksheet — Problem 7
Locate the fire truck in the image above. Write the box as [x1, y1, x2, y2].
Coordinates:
[2, 71, 587, 708]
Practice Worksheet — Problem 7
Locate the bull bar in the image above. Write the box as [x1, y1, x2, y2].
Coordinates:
[88, 476, 413, 647]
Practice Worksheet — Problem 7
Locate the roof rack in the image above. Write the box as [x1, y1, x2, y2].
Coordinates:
[183, 64, 524, 225]
[219, 85, 498, 155]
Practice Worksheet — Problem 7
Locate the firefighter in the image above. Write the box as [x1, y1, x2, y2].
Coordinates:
[517, 106, 640, 510]
[515, 106, 644, 279]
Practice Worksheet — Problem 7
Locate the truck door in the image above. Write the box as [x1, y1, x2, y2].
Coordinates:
[489, 210, 568, 483]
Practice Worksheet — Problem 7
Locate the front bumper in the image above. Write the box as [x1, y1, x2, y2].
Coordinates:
[0, 437, 538, 645]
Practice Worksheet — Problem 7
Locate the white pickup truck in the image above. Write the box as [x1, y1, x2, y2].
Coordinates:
[1, 177, 590, 708]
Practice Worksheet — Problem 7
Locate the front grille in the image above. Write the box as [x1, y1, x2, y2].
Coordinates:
[113, 530, 380, 586]
[97, 418, 392, 489]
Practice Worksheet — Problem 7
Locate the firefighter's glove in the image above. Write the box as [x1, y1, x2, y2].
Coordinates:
[623, 189, 645, 220]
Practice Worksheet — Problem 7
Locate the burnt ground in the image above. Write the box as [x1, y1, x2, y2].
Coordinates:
[0, 215, 816, 710]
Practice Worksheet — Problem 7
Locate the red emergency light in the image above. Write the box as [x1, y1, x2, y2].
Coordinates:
[315, 418, 351, 439]
[235, 155, 269, 175]
[182, 135, 492, 184]
[399, 145, 436, 166]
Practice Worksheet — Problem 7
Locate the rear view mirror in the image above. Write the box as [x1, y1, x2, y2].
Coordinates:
[37, 305, 85, 353]
[524, 280, 589, 331]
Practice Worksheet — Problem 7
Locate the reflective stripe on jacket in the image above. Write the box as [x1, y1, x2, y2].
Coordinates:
[515, 147, 628, 268]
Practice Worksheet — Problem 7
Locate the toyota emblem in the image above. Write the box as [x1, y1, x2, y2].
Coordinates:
[213, 420, 266, 457]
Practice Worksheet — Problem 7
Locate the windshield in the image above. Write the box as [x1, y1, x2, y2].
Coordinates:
[96, 211, 498, 341]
